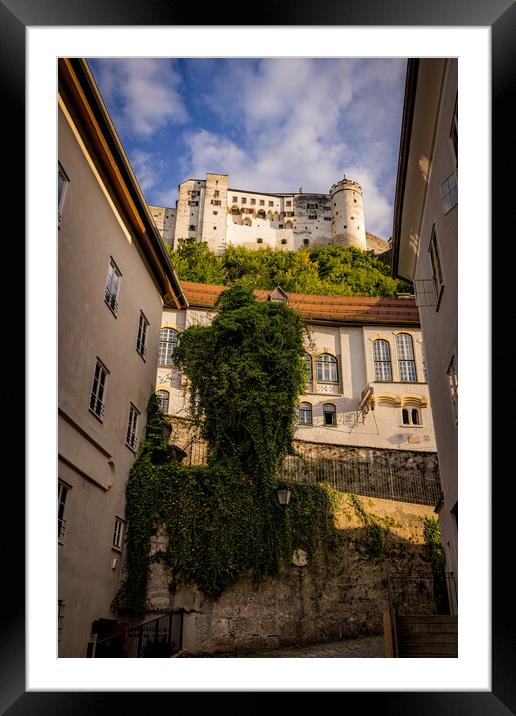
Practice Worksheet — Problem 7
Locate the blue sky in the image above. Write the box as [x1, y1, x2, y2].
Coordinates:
[89, 58, 406, 239]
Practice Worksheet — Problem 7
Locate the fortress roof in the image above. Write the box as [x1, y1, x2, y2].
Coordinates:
[179, 281, 419, 326]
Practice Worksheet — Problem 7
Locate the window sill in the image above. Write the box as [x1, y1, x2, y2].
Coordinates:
[104, 299, 118, 319]
[125, 441, 138, 454]
[399, 424, 424, 429]
[136, 350, 147, 363]
[111, 545, 122, 553]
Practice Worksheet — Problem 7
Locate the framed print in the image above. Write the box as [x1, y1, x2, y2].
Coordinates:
[4, 0, 514, 711]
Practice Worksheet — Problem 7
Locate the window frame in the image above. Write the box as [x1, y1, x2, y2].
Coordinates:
[440, 172, 458, 214]
[136, 310, 149, 361]
[317, 353, 338, 383]
[158, 327, 178, 366]
[104, 257, 122, 316]
[372, 339, 393, 382]
[429, 225, 445, 310]
[323, 403, 337, 426]
[401, 407, 422, 426]
[126, 403, 140, 452]
[58, 480, 70, 544]
[112, 517, 125, 551]
[156, 389, 170, 414]
[396, 333, 418, 383]
[58, 162, 69, 228]
[298, 402, 313, 425]
[89, 358, 109, 420]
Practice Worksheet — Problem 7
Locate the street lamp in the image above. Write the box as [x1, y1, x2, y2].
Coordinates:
[276, 483, 291, 507]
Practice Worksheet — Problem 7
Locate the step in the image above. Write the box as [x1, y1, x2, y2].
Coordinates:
[397, 615, 457, 625]
[397, 623, 458, 635]
[398, 633, 458, 644]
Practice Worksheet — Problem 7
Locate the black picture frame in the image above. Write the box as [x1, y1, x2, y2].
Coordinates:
[5, 0, 513, 711]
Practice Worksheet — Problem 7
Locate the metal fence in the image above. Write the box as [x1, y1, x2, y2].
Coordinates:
[281, 454, 441, 506]
[94, 611, 183, 658]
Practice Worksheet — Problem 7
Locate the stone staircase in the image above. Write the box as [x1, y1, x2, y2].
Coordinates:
[395, 615, 458, 658]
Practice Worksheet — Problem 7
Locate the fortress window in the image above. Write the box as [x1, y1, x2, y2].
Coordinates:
[354, 198, 357, 203]
[281, 238, 287, 244]
[251, 198, 256, 205]
[259, 199, 265, 205]
[213, 226, 217, 230]
[189, 224, 196, 230]
[213, 211, 218, 215]
[299, 402, 313, 425]
[323, 403, 337, 426]
[317, 353, 338, 383]
[268, 201, 274, 207]
[232, 196, 238, 203]
[308, 214, 317, 220]
[241, 198, 247, 204]
[257, 238, 263, 244]
[396, 333, 417, 382]
[344, 225, 347, 228]
[324, 217, 331, 221]
[286, 201, 292, 207]
[279, 224, 284, 229]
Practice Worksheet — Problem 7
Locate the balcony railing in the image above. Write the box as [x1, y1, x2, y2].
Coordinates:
[94, 611, 183, 658]
[104, 288, 119, 315]
[136, 341, 148, 360]
[58, 518, 66, 542]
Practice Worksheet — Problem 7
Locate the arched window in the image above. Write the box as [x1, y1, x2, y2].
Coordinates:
[158, 327, 178, 366]
[396, 333, 417, 382]
[299, 402, 312, 425]
[373, 339, 392, 381]
[323, 403, 337, 426]
[156, 390, 169, 414]
[280, 238, 287, 245]
[303, 353, 313, 383]
[411, 408, 420, 425]
[317, 353, 338, 383]
[402, 408, 410, 425]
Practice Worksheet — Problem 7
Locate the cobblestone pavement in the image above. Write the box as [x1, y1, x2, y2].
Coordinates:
[180, 635, 385, 658]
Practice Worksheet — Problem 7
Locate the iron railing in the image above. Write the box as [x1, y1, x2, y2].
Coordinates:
[94, 611, 183, 658]
[104, 288, 119, 314]
[281, 455, 441, 506]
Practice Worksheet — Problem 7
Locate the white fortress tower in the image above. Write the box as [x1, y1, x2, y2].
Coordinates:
[150, 174, 385, 255]
[330, 177, 367, 250]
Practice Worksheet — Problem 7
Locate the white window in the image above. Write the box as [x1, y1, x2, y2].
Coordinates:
[323, 403, 337, 426]
[159, 328, 178, 365]
[317, 353, 338, 383]
[429, 226, 444, 305]
[299, 402, 313, 425]
[447, 355, 458, 424]
[113, 517, 124, 549]
[136, 311, 149, 359]
[396, 333, 417, 382]
[373, 340, 392, 381]
[105, 257, 121, 314]
[89, 359, 108, 419]
[58, 480, 70, 543]
[126, 403, 140, 451]
[156, 390, 170, 414]
[440, 173, 458, 213]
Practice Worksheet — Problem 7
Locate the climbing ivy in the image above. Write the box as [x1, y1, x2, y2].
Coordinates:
[114, 288, 340, 614]
[347, 493, 387, 558]
[422, 515, 447, 604]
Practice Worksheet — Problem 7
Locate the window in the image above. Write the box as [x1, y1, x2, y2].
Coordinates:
[402, 408, 420, 426]
[136, 311, 149, 359]
[105, 257, 121, 314]
[420, 342, 428, 381]
[158, 327, 178, 365]
[89, 359, 108, 419]
[373, 340, 392, 381]
[447, 355, 458, 424]
[213, 226, 217, 230]
[251, 198, 256, 205]
[303, 239, 310, 246]
[429, 226, 444, 305]
[440, 173, 458, 213]
[211, 200, 221, 206]
[58, 481, 70, 543]
[323, 403, 337, 426]
[213, 211, 218, 215]
[259, 199, 264, 206]
[268, 201, 274, 207]
[58, 164, 68, 225]
[317, 353, 338, 383]
[324, 217, 332, 221]
[214, 190, 220, 198]
[156, 389, 170, 413]
[396, 333, 417, 382]
[286, 200, 292, 207]
[113, 517, 124, 550]
[308, 214, 317, 220]
[450, 95, 458, 164]
[299, 402, 313, 425]
[279, 224, 284, 229]
[280, 238, 287, 245]
[307, 203, 318, 210]
[232, 196, 238, 203]
[188, 200, 198, 206]
[257, 238, 263, 244]
[126, 403, 140, 451]
[189, 224, 196, 231]
[241, 197, 247, 204]
[303, 353, 313, 383]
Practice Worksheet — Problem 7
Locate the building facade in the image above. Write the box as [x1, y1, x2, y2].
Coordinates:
[58, 58, 186, 657]
[150, 173, 389, 255]
[391, 58, 458, 611]
[156, 282, 437, 456]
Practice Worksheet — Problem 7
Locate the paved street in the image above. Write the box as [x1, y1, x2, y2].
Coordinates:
[179, 635, 385, 658]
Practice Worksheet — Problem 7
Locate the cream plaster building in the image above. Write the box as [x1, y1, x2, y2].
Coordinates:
[150, 173, 389, 255]
[156, 282, 436, 456]
[392, 58, 458, 612]
[58, 58, 186, 657]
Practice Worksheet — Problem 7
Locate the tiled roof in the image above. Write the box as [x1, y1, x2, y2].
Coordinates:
[180, 281, 419, 326]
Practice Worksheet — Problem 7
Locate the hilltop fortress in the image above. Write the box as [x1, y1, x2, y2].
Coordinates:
[150, 173, 389, 255]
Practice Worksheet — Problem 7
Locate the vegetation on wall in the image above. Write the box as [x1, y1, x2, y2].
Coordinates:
[167, 239, 412, 297]
[422, 515, 447, 607]
[115, 288, 340, 614]
[347, 493, 388, 558]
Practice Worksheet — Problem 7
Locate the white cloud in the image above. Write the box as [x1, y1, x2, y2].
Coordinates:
[129, 149, 162, 192]
[93, 59, 187, 137]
